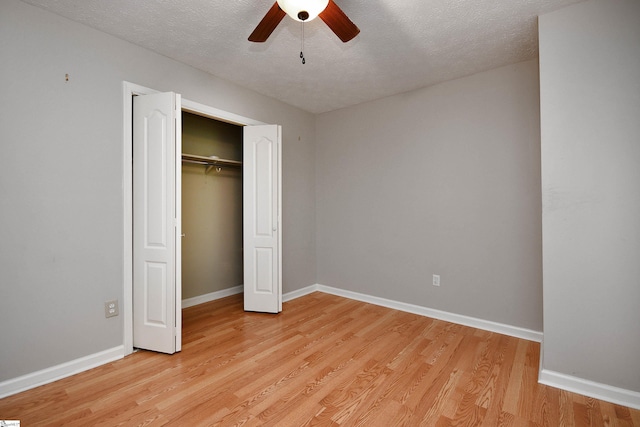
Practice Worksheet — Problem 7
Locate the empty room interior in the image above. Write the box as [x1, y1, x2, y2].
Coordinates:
[1, 0, 639, 424]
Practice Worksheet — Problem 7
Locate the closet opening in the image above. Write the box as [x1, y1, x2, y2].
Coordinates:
[181, 111, 244, 309]
[125, 82, 281, 355]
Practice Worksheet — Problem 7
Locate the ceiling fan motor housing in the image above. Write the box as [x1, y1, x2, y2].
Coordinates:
[298, 11, 310, 21]
[276, 0, 329, 22]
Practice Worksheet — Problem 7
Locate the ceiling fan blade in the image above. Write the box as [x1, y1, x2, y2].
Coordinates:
[319, 0, 360, 43]
[248, 2, 286, 42]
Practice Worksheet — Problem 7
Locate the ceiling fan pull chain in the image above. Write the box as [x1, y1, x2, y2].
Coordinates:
[300, 21, 306, 64]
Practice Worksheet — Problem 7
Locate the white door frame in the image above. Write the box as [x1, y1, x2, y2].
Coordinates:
[122, 81, 265, 356]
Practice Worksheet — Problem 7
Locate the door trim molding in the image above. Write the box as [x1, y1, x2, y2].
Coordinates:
[122, 82, 265, 355]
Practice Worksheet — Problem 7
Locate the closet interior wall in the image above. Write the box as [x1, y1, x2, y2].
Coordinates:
[181, 112, 243, 300]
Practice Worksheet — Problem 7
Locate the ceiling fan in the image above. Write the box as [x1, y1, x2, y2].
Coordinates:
[248, 0, 360, 43]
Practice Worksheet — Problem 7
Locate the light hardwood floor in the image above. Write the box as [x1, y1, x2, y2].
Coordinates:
[1, 292, 639, 426]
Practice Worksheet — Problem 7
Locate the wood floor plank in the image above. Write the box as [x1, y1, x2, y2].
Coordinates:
[502, 339, 529, 416]
[1, 292, 639, 426]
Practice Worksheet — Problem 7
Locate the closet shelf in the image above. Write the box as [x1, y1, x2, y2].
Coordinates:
[181, 153, 242, 172]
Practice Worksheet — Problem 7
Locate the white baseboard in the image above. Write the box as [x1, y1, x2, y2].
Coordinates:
[5, 286, 638, 409]
[0, 345, 124, 399]
[182, 285, 243, 309]
[283, 284, 318, 302]
[539, 369, 640, 410]
[313, 284, 543, 342]
[182, 284, 317, 308]
[0, 284, 541, 400]
[298, 285, 640, 409]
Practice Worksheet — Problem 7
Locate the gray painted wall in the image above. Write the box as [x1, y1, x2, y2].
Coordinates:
[315, 60, 543, 331]
[0, 0, 316, 381]
[539, 0, 640, 392]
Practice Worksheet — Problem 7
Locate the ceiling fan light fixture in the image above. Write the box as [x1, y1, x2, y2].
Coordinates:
[276, 0, 329, 22]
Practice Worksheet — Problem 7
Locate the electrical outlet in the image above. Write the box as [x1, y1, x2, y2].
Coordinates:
[105, 300, 119, 318]
[432, 274, 440, 287]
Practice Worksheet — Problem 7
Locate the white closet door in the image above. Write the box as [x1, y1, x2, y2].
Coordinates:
[243, 125, 282, 313]
[133, 92, 182, 353]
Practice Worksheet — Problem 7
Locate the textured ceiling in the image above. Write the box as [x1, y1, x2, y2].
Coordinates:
[21, 0, 584, 114]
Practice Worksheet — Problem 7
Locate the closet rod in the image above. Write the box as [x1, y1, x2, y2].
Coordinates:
[181, 153, 242, 168]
